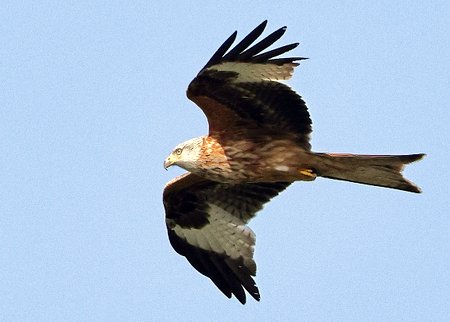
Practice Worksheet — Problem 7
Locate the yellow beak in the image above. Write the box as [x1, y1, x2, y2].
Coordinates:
[164, 155, 175, 170]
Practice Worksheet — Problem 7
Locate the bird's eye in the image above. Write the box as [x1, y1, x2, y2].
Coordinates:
[175, 148, 183, 155]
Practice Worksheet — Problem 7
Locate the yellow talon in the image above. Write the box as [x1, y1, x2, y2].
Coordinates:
[298, 168, 316, 178]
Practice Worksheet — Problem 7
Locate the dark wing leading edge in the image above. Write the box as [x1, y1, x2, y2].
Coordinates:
[163, 172, 290, 304]
[187, 20, 312, 149]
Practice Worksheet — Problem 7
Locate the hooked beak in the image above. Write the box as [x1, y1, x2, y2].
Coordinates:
[164, 155, 175, 170]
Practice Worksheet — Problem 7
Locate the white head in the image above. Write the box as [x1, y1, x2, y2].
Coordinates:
[164, 137, 204, 172]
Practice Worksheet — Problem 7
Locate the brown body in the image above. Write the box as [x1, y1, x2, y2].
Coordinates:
[195, 134, 312, 182]
[187, 134, 423, 193]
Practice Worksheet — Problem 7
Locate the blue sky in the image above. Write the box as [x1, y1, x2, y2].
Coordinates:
[1, 1, 449, 321]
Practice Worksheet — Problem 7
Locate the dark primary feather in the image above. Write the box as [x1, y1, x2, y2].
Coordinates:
[252, 43, 301, 63]
[163, 173, 290, 304]
[202, 30, 237, 70]
[187, 21, 312, 148]
[201, 20, 306, 70]
[221, 20, 268, 62]
[237, 26, 289, 61]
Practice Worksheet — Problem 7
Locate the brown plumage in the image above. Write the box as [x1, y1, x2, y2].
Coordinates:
[163, 20, 425, 304]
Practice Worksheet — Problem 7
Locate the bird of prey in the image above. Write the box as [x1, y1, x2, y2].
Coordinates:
[162, 20, 424, 304]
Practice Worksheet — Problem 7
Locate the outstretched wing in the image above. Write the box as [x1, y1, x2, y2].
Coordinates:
[163, 172, 290, 304]
[187, 20, 312, 149]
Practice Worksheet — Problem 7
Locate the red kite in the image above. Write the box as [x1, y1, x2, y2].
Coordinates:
[163, 21, 424, 304]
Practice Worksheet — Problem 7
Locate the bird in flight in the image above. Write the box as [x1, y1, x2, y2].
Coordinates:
[162, 20, 424, 304]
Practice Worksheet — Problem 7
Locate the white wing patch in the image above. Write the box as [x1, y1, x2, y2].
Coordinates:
[172, 202, 256, 272]
[274, 165, 290, 172]
[211, 62, 296, 82]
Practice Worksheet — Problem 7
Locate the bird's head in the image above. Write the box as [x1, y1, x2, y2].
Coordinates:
[164, 137, 204, 171]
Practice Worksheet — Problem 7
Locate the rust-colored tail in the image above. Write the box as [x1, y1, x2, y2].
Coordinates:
[312, 153, 425, 193]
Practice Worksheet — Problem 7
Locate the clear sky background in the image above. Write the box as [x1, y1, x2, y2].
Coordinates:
[1, 1, 449, 321]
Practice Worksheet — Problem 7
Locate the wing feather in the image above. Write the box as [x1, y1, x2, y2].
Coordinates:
[187, 21, 312, 148]
[202, 31, 237, 70]
[222, 20, 268, 61]
[163, 173, 290, 304]
[252, 43, 302, 63]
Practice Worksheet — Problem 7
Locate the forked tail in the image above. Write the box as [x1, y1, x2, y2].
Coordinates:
[312, 153, 425, 193]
